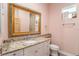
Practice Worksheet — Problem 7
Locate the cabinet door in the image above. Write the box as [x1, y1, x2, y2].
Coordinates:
[3, 49, 23, 56]
[35, 40, 50, 56]
[24, 40, 50, 56]
[24, 45, 38, 56]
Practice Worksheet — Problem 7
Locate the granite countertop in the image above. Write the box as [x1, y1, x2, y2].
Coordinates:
[2, 37, 50, 55]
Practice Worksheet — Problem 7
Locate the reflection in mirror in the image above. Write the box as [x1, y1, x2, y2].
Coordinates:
[14, 7, 30, 32]
[35, 15, 39, 32]
[8, 4, 41, 37]
[30, 14, 40, 33]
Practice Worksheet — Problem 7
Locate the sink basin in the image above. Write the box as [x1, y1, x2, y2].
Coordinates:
[9, 42, 24, 49]
[22, 40, 37, 46]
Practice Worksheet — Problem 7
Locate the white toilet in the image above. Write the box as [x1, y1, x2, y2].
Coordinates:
[49, 44, 60, 56]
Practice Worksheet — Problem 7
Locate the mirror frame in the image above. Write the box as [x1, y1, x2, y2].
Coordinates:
[8, 3, 41, 37]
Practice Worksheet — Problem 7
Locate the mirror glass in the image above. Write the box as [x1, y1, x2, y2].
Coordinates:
[14, 7, 30, 32]
[8, 4, 41, 37]
[30, 14, 40, 33]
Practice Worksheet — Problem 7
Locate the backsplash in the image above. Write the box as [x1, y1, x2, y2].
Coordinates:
[8, 33, 51, 41]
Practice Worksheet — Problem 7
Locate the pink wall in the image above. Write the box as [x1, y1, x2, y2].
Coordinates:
[48, 3, 79, 54]
[0, 3, 49, 45]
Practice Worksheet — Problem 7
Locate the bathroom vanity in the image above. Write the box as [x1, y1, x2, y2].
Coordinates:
[1, 4, 51, 56]
[2, 37, 50, 56]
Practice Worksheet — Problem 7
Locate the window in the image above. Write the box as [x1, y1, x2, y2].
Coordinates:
[62, 5, 77, 19]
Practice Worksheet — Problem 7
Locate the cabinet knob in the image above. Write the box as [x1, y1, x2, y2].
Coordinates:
[35, 50, 38, 53]
[13, 53, 16, 56]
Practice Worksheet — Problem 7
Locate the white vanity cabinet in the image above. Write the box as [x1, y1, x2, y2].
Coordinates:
[24, 40, 50, 56]
[2, 39, 50, 56]
[3, 49, 23, 56]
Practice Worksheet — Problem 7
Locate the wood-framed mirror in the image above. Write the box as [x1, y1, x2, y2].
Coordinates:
[8, 4, 41, 37]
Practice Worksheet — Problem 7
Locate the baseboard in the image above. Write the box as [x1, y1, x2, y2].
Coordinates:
[58, 50, 76, 56]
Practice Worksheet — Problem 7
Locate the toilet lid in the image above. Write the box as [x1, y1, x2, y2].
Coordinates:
[49, 44, 59, 50]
